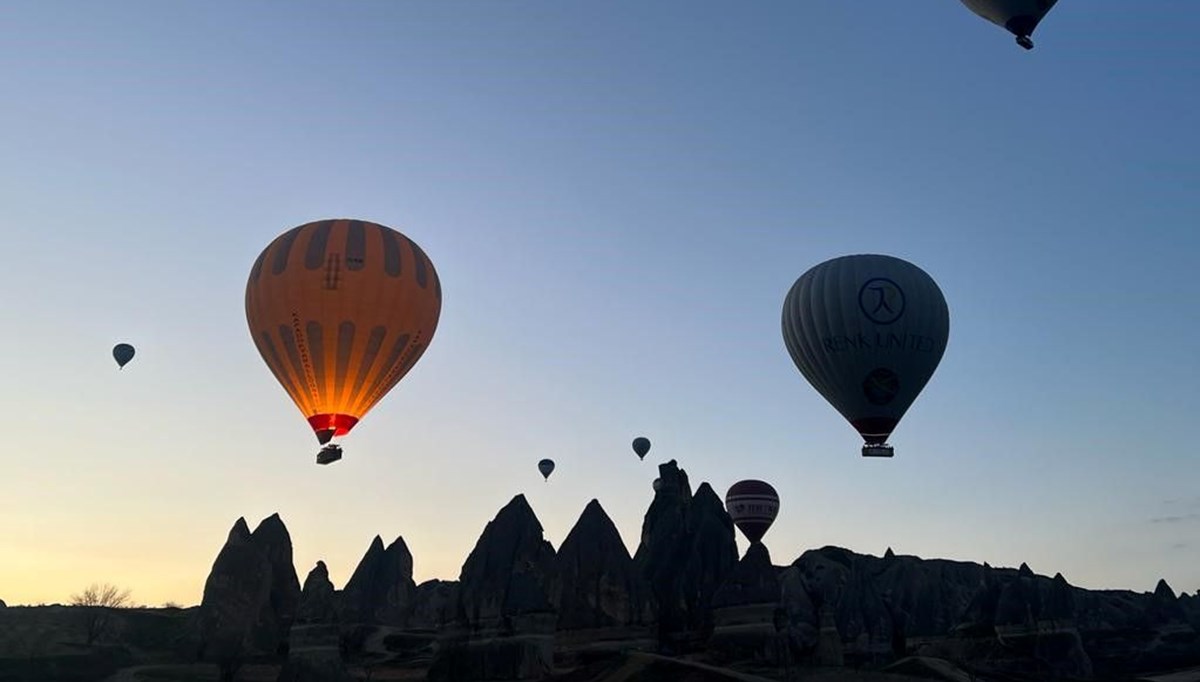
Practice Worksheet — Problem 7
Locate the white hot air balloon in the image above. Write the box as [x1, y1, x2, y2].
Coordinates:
[782, 254, 949, 458]
[959, 0, 1059, 50]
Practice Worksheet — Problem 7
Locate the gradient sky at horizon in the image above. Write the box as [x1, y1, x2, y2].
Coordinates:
[2, 1, 1199, 606]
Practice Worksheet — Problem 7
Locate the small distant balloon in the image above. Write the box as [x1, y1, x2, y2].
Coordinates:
[652, 478, 662, 492]
[632, 437, 651, 460]
[537, 458, 555, 481]
[725, 480, 780, 545]
[113, 343, 135, 369]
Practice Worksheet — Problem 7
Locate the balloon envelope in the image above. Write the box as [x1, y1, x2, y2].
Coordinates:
[245, 219, 442, 444]
[725, 480, 779, 545]
[632, 437, 651, 460]
[782, 254, 949, 453]
[652, 477, 662, 492]
[112, 343, 135, 368]
[538, 458, 555, 480]
[958, 0, 1058, 47]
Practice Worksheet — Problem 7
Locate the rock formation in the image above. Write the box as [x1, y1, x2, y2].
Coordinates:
[277, 561, 352, 682]
[427, 494, 557, 681]
[411, 579, 460, 630]
[182, 494, 1200, 682]
[196, 514, 302, 679]
[550, 499, 653, 630]
[338, 535, 417, 627]
[634, 460, 738, 652]
[708, 542, 783, 664]
[249, 513, 302, 655]
[786, 548, 1168, 678]
[197, 518, 273, 680]
[454, 494, 557, 629]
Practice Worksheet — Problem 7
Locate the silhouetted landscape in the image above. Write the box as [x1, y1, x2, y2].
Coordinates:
[2, 461, 1197, 682]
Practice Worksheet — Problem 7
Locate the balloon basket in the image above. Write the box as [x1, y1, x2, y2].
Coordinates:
[317, 444, 343, 466]
[861, 444, 894, 458]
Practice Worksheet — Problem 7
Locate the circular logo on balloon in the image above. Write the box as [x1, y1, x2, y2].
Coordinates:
[862, 367, 900, 405]
[858, 278, 905, 325]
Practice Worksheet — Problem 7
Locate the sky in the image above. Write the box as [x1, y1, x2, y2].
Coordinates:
[1, 1, 1198, 607]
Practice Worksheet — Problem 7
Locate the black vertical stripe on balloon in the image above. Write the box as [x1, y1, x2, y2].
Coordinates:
[335, 322, 356, 405]
[259, 331, 303, 407]
[349, 326, 388, 404]
[306, 321, 326, 398]
[407, 237, 429, 288]
[346, 221, 366, 271]
[373, 340, 426, 403]
[281, 319, 319, 405]
[362, 333, 412, 408]
[271, 225, 305, 275]
[381, 227, 404, 277]
[304, 220, 334, 269]
[249, 248, 268, 283]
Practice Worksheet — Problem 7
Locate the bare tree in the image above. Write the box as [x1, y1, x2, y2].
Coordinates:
[70, 583, 132, 645]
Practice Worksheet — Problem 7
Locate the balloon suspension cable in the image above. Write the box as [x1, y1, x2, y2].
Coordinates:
[862, 443, 895, 458]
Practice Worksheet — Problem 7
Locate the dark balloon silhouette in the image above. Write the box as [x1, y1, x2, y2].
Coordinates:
[112, 343, 135, 369]
[725, 480, 779, 545]
[959, 0, 1059, 50]
[782, 254, 949, 458]
[538, 458, 555, 481]
[632, 437, 651, 460]
[652, 477, 662, 492]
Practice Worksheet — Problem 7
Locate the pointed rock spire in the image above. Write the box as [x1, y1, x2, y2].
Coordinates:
[295, 561, 338, 624]
[455, 494, 557, 628]
[552, 499, 652, 629]
[340, 534, 416, 626]
[249, 513, 301, 653]
[712, 542, 779, 608]
[229, 517, 251, 543]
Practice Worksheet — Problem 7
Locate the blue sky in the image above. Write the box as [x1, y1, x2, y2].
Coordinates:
[1, 1, 1198, 605]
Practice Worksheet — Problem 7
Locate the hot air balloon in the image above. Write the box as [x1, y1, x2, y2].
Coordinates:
[632, 437, 651, 461]
[725, 480, 779, 545]
[245, 219, 442, 465]
[112, 343, 135, 369]
[782, 254, 949, 458]
[538, 458, 555, 481]
[959, 0, 1059, 50]
[652, 477, 662, 492]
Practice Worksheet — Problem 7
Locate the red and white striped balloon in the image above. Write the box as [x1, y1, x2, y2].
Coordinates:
[725, 480, 779, 545]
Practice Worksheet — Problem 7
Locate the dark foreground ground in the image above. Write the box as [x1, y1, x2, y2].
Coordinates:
[3, 605, 1200, 682]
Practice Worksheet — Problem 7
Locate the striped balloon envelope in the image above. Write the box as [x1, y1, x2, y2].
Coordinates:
[724, 480, 780, 545]
[245, 219, 442, 447]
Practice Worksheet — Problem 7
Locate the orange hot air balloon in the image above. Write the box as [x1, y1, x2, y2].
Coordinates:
[245, 219, 442, 451]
